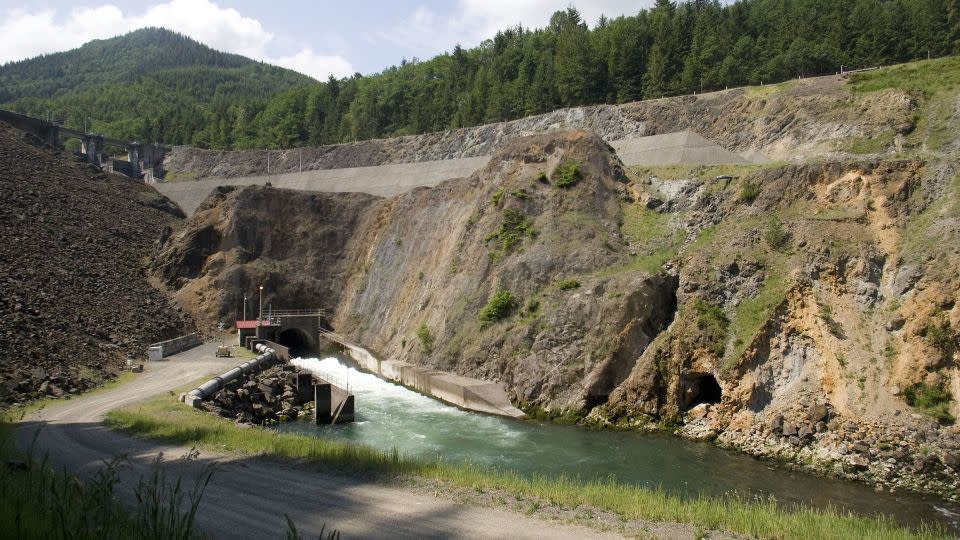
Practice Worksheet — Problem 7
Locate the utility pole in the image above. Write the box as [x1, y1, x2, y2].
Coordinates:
[257, 286, 263, 337]
[267, 151, 270, 174]
[243, 293, 248, 321]
[299, 150, 302, 172]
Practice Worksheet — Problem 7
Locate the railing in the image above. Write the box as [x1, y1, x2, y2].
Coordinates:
[265, 308, 327, 317]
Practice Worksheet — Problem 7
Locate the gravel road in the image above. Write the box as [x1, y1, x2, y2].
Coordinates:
[15, 342, 624, 539]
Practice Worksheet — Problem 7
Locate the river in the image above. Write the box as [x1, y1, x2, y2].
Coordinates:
[275, 356, 960, 534]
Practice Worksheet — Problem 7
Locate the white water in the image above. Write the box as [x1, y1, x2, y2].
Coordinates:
[289, 357, 522, 461]
[281, 356, 959, 532]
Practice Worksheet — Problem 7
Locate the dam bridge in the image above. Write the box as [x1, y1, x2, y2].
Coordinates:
[0, 108, 167, 181]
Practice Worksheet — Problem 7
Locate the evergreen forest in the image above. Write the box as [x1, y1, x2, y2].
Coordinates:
[1, 0, 958, 150]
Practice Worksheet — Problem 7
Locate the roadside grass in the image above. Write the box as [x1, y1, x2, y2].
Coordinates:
[0, 421, 210, 539]
[106, 392, 948, 540]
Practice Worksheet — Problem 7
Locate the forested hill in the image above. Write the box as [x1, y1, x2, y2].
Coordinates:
[3, 1, 959, 151]
[0, 27, 313, 144]
[249, 0, 959, 150]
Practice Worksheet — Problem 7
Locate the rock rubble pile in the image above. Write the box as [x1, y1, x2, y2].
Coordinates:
[0, 123, 194, 406]
[199, 362, 314, 425]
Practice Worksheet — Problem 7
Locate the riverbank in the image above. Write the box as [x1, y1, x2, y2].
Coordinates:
[105, 390, 950, 540]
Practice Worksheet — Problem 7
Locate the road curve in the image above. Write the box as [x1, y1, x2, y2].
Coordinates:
[15, 343, 625, 539]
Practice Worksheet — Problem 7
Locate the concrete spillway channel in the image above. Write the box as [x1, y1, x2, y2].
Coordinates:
[181, 343, 354, 424]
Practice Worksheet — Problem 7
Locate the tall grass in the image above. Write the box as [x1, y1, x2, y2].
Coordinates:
[105, 395, 949, 540]
[0, 426, 212, 540]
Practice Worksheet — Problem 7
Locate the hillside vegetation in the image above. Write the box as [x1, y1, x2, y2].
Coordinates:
[2, 1, 958, 150]
[0, 28, 312, 146]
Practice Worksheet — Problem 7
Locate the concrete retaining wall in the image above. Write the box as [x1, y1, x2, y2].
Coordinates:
[609, 130, 753, 166]
[322, 332, 525, 419]
[155, 130, 766, 216]
[148, 332, 201, 360]
[155, 156, 490, 215]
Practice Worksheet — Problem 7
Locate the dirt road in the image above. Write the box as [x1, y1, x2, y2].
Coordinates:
[14, 343, 625, 539]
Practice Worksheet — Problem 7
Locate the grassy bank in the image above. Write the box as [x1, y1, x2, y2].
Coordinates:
[105, 393, 948, 540]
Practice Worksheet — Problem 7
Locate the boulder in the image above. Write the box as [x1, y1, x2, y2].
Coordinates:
[808, 403, 830, 423]
[848, 454, 870, 471]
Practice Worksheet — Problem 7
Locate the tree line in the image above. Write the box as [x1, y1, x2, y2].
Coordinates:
[4, 0, 958, 150]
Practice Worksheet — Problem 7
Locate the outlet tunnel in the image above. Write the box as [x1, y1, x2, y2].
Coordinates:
[277, 328, 317, 358]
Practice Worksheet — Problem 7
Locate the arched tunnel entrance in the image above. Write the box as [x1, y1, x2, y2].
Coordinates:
[682, 374, 723, 411]
[277, 328, 317, 359]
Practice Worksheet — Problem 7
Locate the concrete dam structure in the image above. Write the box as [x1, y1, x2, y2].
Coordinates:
[155, 130, 762, 215]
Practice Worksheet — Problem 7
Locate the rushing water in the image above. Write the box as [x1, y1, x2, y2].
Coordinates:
[277, 357, 960, 533]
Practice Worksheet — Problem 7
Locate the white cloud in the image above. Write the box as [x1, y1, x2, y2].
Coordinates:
[376, 0, 656, 60]
[0, 0, 352, 80]
[273, 48, 355, 80]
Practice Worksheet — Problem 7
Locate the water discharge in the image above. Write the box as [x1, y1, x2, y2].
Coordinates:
[282, 357, 959, 533]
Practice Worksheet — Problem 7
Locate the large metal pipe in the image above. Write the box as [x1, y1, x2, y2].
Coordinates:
[183, 347, 276, 407]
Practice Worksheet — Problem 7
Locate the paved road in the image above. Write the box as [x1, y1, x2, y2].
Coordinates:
[15, 343, 624, 539]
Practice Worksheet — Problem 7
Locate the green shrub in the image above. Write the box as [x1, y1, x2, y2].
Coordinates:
[764, 218, 789, 251]
[484, 208, 535, 257]
[510, 188, 528, 200]
[535, 171, 549, 183]
[491, 187, 505, 206]
[923, 318, 957, 357]
[556, 279, 581, 290]
[479, 290, 518, 324]
[416, 324, 434, 354]
[694, 300, 730, 357]
[553, 162, 581, 188]
[903, 382, 955, 425]
[739, 179, 761, 203]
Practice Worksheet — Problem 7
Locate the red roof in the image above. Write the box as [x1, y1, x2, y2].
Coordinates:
[236, 320, 264, 329]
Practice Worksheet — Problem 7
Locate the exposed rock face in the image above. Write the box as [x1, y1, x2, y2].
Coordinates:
[592, 158, 960, 499]
[164, 74, 915, 178]
[152, 185, 381, 322]
[0, 122, 194, 406]
[158, 131, 678, 414]
[157, 129, 959, 499]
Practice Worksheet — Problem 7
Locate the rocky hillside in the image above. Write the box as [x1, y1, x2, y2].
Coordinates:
[156, 124, 960, 500]
[164, 70, 917, 179]
[151, 184, 381, 321]
[594, 157, 960, 499]
[0, 122, 194, 407]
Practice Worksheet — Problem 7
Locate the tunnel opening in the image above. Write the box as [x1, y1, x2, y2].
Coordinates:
[682, 374, 722, 411]
[277, 328, 317, 358]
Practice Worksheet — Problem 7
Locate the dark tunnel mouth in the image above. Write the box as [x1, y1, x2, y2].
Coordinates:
[277, 328, 317, 358]
[683, 374, 723, 411]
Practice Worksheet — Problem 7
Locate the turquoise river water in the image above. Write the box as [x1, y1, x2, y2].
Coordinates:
[274, 357, 960, 534]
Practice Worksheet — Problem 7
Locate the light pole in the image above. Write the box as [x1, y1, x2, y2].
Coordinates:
[243, 293, 248, 321]
[257, 286, 263, 337]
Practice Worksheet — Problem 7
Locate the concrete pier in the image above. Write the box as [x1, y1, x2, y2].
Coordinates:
[321, 332, 526, 419]
[314, 381, 354, 423]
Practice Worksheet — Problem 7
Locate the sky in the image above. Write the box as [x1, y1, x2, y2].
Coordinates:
[0, 0, 666, 80]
